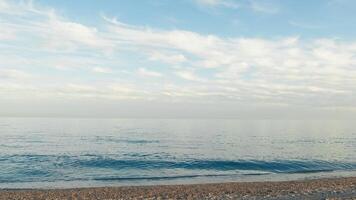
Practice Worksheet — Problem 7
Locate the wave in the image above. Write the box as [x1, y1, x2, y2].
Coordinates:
[74, 157, 356, 173]
[1, 154, 356, 183]
[0, 172, 270, 183]
[2, 154, 356, 173]
[94, 137, 160, 144]
[92, 172, 271, 181]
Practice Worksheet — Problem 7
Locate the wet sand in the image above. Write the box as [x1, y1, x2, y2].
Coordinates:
[1, 177, 355, 200]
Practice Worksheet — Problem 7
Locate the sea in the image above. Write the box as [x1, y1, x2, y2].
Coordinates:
[0, 118, 355, 188]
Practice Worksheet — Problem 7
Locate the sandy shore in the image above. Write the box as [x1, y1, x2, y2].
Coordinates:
[1, 177, 355, 200]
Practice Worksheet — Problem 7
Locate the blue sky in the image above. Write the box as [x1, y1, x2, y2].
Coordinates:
[36, 0, 356, 39]
[0, 0, 356, 118]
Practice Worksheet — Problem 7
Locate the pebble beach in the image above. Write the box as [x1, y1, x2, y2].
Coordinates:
[1, 177, 355, 200]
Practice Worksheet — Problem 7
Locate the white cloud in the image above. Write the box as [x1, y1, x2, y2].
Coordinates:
[44, 15, 111, 51]
[194, 0, 279, 13]
[289, 20, 323, 29]
[137, 68, 162, 77]
[0, 69, 31, 80]
[0, 0, 111, 52]
[148, 51, 187, 64]
[0, 29, 16, 40]
[1, 0, 356, 111]
[45, 83, 147, 100]
[175, 70, 205, 82]
[195, 0, 239, 8]
[92, 67, 112, 74]
[0, 0, 8, 10]
[249, 0, 280, 14]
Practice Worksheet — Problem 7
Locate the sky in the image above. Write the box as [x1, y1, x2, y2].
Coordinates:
[0, 0, 356, 118]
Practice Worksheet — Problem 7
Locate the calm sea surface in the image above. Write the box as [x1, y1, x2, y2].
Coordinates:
[0, 118, 355, 188]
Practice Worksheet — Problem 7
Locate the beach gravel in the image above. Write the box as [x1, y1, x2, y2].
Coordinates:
[0, 177, 355, 200]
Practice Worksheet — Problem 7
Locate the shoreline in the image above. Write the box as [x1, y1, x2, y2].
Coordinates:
[1, 177, 355, 199]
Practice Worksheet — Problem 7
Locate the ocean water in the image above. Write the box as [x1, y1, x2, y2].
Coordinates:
[0, 118, 355, 188]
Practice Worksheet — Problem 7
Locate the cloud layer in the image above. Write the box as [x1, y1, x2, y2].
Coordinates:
[0, 0, 356, 117]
